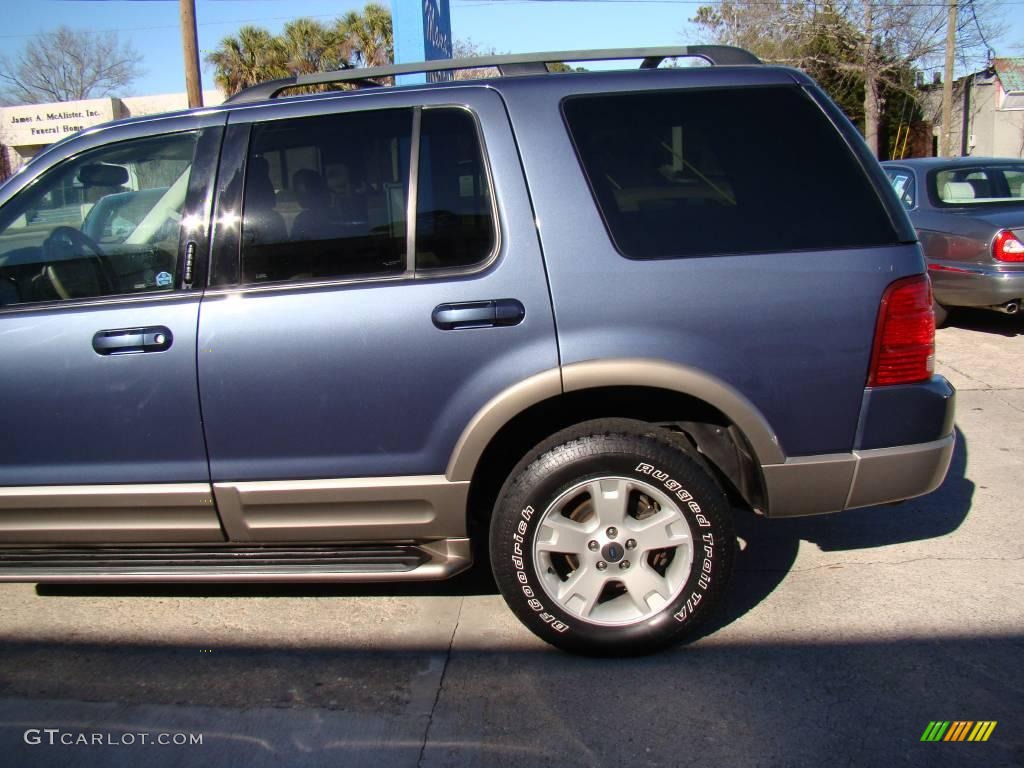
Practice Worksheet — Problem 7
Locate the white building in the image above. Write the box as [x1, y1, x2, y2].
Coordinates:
[0, 90, 224, 179]
[925, 58, 1024, 159]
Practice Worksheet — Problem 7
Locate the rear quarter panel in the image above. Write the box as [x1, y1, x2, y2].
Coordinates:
[499, 70, 924, 457]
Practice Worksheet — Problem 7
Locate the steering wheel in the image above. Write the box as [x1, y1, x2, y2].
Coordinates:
[41, 226, 120, 298]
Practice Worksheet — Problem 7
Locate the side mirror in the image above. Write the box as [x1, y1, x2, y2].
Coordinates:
[78, 163, 129, 188]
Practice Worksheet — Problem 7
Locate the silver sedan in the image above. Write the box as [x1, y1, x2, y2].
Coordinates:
[882, 157, 1024, 325]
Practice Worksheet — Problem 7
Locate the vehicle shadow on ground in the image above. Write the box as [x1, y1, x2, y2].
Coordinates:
[945, 307, 1024, 337]
[39, 429, 973, 638]
[0, 632, 1019, 768]
[697, 424, 973, 638]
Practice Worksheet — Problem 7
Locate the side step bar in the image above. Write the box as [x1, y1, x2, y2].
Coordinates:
[0, 538, 471, 583]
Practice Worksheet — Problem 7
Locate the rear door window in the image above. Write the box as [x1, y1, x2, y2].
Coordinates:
[238, 105, 497, 285]
[415, 108, 496, 271]
[562, 87, 898, 259]
[242, 109, 413, 284]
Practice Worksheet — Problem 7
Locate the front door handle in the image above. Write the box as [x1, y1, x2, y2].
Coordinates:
[92, 326, 173, 355]
[432, 299, 525, 330]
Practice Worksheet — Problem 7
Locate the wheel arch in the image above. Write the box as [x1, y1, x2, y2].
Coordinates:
[447, 358, 783, 532]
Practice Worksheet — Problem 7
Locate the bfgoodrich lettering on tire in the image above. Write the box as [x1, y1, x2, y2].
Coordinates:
[490, 419, 735, 655]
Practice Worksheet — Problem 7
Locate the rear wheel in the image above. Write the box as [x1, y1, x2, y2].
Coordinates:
[490, 419, 735, 655]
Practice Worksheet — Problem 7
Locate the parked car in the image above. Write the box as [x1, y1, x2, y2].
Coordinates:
[882, 157, 1024, 325]
[0, 47, 955, 655]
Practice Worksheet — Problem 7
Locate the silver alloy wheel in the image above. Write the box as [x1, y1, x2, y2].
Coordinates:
[532, 476, 694, 626]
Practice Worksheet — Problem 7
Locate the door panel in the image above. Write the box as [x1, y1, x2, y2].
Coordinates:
[198, 90, 558, 511]
[0, 298, 207, 485]
[0, 117, 226, 544]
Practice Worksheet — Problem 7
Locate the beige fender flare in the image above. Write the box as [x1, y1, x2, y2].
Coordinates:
[445, 358, 783, 482]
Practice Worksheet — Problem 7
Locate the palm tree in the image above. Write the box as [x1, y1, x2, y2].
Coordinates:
[207, 5, 395, 97]
[279, 18, 349, 76]
[336, 3, 394, 70]
[206, 26, 287, 96]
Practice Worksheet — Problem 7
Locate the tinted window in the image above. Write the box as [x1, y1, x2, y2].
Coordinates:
[416, 109, 495, 270]
[563, 87, 898, 259]
[932, 164, 1024, 206]
[242, 109, 412, 283]
[0, 132, 197, 306]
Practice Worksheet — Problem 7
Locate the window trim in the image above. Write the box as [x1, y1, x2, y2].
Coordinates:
[406, 107, 422, 275]
[0, 289, 207, 316]
[226, 103, 500, 294]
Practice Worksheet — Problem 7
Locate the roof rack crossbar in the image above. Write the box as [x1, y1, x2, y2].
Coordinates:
[224, 45, 761, 104]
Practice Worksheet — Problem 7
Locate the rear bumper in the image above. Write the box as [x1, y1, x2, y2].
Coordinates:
[930, 263, 1024, 307]
[761, 434, 955, 517]
[761, 376, 956, 517]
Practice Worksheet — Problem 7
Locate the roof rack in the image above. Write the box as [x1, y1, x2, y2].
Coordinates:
[224, 45, 761, 104]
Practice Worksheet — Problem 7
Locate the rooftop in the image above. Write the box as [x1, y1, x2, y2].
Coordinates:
[993, 58, 1024, 94]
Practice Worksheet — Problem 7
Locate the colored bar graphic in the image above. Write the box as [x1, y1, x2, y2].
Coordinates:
[944, 721, 972, 741]
[968, 722, 998, 742]
[921, 721, 950, 741]
[921, 721, 996, 742]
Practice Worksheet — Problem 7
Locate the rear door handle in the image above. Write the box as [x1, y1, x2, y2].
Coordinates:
[92, 326, 173, 355]
[432, 299, 525, 330]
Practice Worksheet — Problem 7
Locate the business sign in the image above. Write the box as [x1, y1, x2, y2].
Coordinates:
[394, 0, 453, 85]
[423, 0, 453, 64]
[1, 98, 120, 147]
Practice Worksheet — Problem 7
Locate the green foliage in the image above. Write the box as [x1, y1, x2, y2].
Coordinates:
[336, 2, 394, 69]
[205, 25, 287, 96]
[547, 63, 588, 73]
[206, 3, 394, 96]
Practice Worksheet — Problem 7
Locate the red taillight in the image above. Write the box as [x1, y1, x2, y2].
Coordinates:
[868, 275, 935, 387]
[993, 230, 1024, 262]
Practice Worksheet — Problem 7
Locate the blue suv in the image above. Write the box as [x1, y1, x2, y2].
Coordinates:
[0, 47, 955, 654]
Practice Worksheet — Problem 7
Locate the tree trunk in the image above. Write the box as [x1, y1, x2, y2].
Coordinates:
[861, 1, 879, 157]
[864, 69, 879, 157]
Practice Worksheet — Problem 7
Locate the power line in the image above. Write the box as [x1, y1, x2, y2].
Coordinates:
[454, 0, 1024, 6]
[965, 0, 996, 58]
[0, 12, 342, 40]
[2, 0, 1021, 41]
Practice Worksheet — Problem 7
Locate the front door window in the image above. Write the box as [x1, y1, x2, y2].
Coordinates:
[0, 131, 199, 306]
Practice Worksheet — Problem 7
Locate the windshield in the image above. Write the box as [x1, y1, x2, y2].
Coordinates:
[930, 164, 1024, 207]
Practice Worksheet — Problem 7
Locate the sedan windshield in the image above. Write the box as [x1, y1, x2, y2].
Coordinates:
[932, 164, 1024, 207]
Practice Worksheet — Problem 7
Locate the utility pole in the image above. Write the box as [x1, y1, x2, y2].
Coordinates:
[940, 0, 957, 157]
[180, 0, 203, 108]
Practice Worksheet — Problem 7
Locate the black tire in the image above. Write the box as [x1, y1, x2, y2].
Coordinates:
[933, 300, 949, 328]
[489, 418, 735, 655]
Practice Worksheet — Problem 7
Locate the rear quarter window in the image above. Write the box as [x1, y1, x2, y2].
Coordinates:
[562, 86, 898, 259]
[885, 169, 915, 209]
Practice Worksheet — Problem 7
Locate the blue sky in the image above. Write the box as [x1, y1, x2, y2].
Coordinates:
[0, 0, 1022, 97]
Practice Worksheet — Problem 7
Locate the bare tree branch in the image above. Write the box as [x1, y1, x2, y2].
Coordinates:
[691, 0, 1004, 156]
[0, 26, 143, 105]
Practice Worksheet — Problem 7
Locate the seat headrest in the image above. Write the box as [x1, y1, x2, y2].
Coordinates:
[942, 181, 975, 202]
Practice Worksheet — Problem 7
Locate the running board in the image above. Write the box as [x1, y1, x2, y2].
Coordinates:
[0, 538, 471, 582]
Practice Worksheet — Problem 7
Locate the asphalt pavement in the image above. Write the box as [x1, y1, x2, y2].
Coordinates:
[0, 308, 1021, 767]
